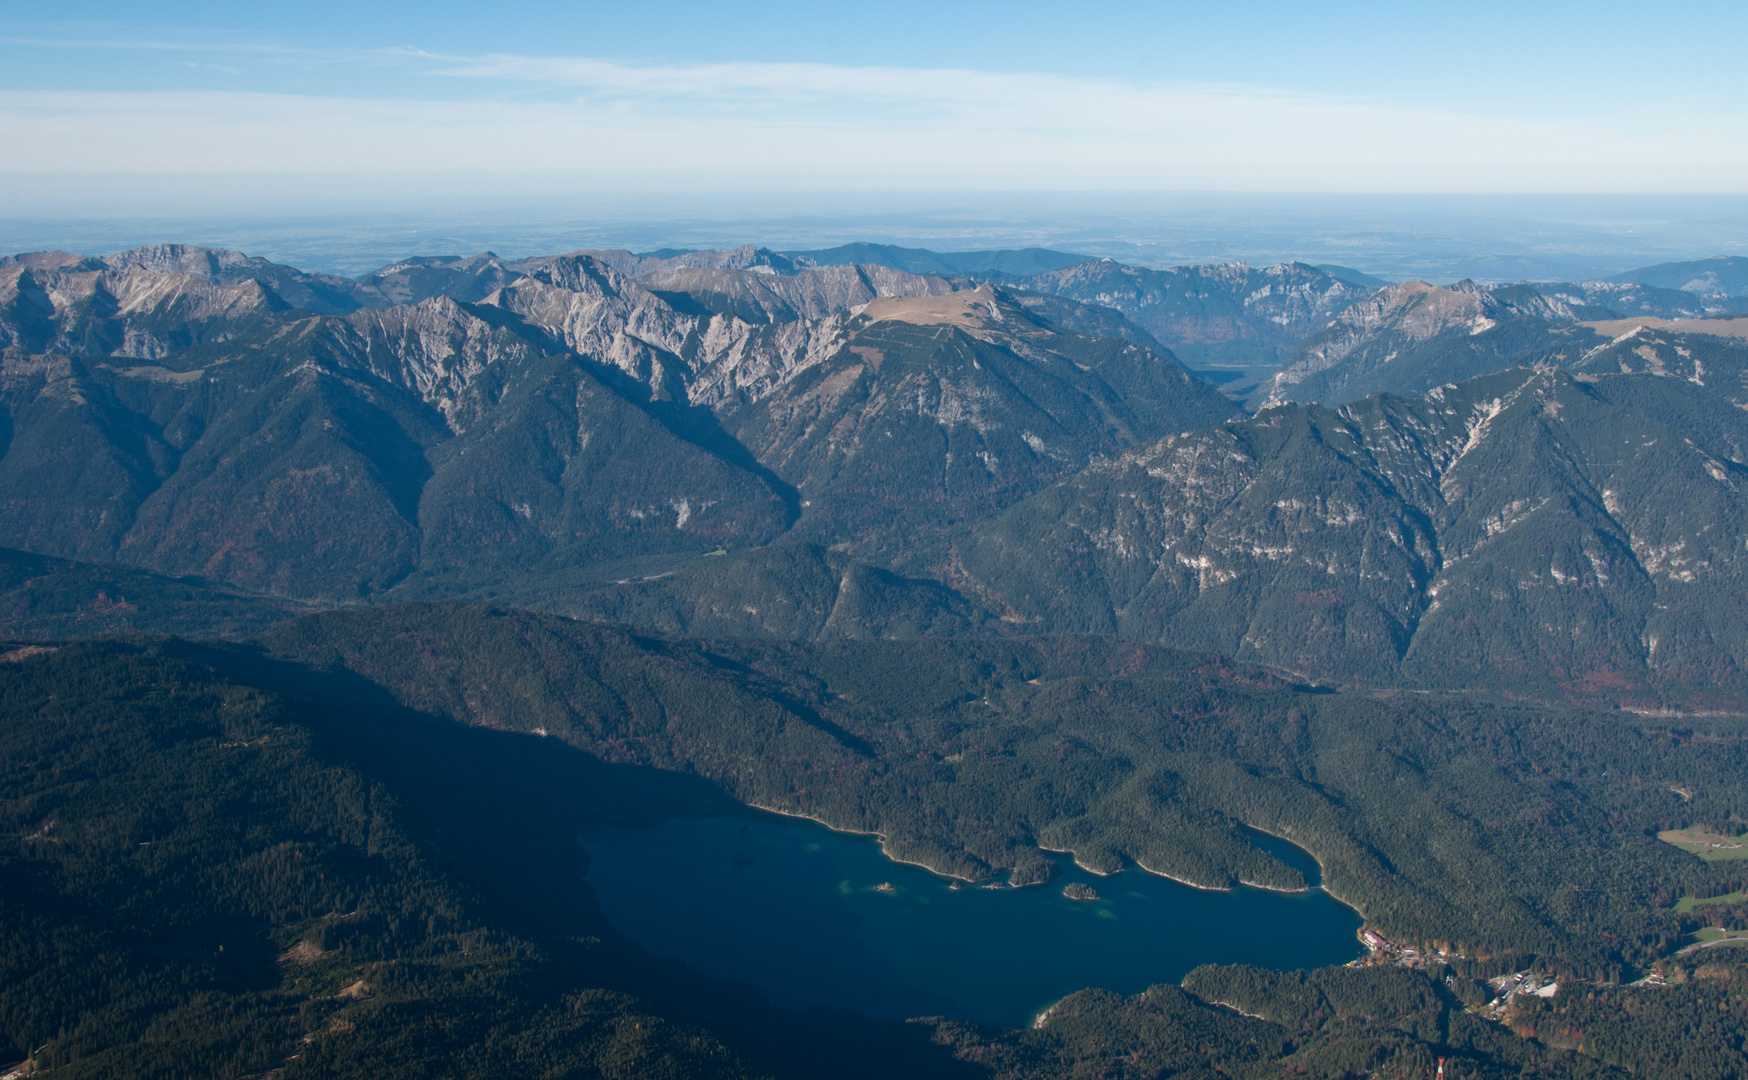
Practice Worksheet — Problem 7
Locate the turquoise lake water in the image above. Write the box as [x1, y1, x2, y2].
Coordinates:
[578, 811, 1363, 1027]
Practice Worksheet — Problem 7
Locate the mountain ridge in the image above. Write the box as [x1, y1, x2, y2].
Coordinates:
[0, 244, 1230, 603]
[960, 365, 1748, 706]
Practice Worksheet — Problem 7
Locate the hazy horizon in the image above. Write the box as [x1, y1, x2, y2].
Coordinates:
[8, 2, 1746, 281]
[5, 191, 1747, 283]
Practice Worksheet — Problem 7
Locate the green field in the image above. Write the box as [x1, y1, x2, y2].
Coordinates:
[1683, 927, 1748, 953]
[1660, 828, 1748, 861]
[1676, 890, 1748, 914]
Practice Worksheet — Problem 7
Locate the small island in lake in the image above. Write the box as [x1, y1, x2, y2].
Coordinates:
[1063, 883, 1099, 902]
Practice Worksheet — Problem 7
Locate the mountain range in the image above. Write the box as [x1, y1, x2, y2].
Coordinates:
[961, 366, 1748, 703]
[7, 241, 1748, 706]
[8, 238, 1748, 1079]
[1258, 277, 1748, 410]
[0, 244, 1230, 605]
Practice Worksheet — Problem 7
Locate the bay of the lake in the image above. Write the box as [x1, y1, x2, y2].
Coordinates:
[578, 810, 1363, 1027]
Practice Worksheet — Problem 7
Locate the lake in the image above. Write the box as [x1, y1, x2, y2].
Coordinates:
[578, 809, 1363, 1028]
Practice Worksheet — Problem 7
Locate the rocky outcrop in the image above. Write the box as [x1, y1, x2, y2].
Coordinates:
[1256, 281, 1583, 407]
[1, 264, 287, 360]
[1535, 280, 1726, 320]
[98, 244, 377, 313]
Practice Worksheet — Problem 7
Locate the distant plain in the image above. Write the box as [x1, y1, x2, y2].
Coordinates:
[6, 192, 1748, 281]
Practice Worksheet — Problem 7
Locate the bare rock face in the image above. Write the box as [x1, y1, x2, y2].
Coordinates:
[1256, 281, 1584, 408]
[0, 250, 104, 272]
[1537, 279, 1727, 320]
[101, 244, 267, 278]
[356, 252, 524, 305]
[1264, 282, 1492, 401]
[555, 243, 801, 278]
[0, 242, 1230, 607]
[484, 255, 703, 402]
[1, 264, 286, 360]
[713, 285, 1234, 560]
[99, 244, 377, 313]
[338, 297, 551, 432]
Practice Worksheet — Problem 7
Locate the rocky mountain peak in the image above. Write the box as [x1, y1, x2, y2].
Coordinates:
[102, 244, 258, 278]
[1256, 281, 1564, 407]
[94, 245, 371, 315]
[2, 260, 292, 360]
[547, 245, 800, 279]
[707, 243, 795, 274]
[522, 252, 639, 297]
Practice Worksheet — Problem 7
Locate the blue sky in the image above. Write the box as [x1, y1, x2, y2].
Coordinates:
[3, 0, 1746, 212]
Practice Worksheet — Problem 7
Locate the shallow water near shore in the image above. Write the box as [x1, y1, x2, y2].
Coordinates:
[578, 810, 1363, 1027]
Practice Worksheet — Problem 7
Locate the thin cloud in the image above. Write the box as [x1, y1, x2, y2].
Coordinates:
[0, 50, 1744, 195]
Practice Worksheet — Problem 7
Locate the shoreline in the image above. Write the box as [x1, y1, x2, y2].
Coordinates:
[738, 803, 1365, 913]
[744, 801, 984, 883]
[1035, 844, 1229, 891]
[1241, 822, 1366, 915]
[1239, 878, 1312, 894]
[1241, 821, 1331, 882]
[1135, 859, 1229, 892]
[1036, 843, 1119, 878]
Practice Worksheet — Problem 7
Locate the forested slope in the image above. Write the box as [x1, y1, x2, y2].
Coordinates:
[961, 367, 1748, 705]
[0, 545, 302, 639]
[7, 632, 1748, 1079]
[255, 604, 1748, 976]
[0, 640, 980, 1079]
